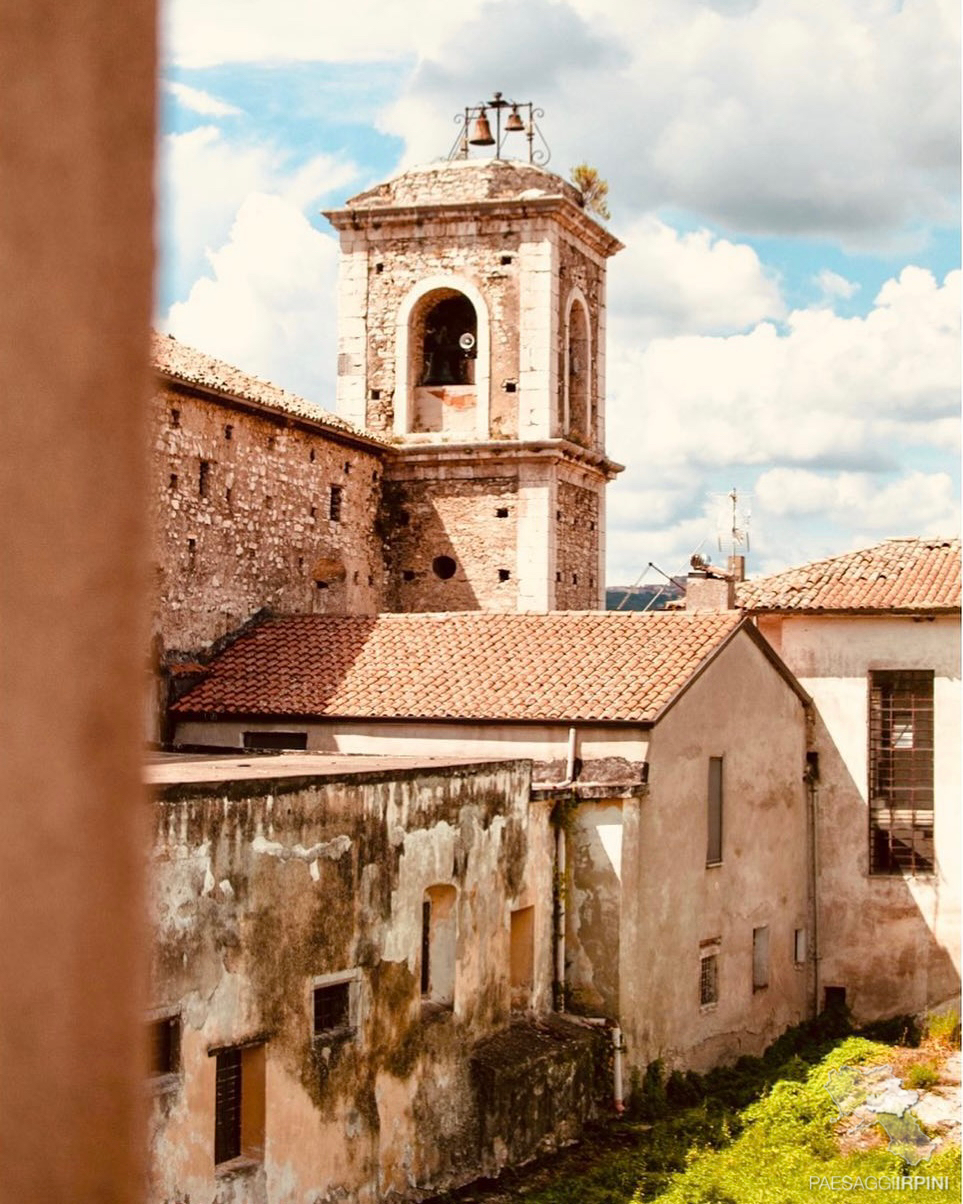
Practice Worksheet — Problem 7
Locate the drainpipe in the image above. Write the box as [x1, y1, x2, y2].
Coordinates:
[805, 745, 820, 1018]
[553, 727, 577, 1011]
[611, 1024, 625, 1113]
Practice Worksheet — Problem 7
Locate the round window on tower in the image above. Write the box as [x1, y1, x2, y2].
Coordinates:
[432, 555, 457, 580]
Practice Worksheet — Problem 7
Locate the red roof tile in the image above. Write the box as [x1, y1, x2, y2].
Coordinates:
[152, 332, 377, 442]
[172, 611, 746, 723]
[737, 538, 961, 614]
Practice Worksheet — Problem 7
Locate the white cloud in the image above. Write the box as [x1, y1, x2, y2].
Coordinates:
[604, 266, 961, 580]
[163, 193, 340, 406]
[164, 0, 487, 67]
[380, 0, 959, 245]
[814, 269, 860, 302]
[166, 81, 242, 117]
[608, 217, 784, 340]
[159, 125, 358, 302]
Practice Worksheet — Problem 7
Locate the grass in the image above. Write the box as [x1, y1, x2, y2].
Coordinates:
[510, 1017, 960, 1204]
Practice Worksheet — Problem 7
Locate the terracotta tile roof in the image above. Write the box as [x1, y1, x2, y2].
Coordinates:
[737, 538, 961, 614]
[172, 610, 746, 724]
[152, 332, 376, 441]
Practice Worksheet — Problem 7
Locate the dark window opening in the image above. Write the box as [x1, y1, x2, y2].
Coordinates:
[572, 574, 578, 585]
[370, 389, 381, 400]
[498, 569, 510, 582]
[402, 570, 415, 582]
[264, 495, 272, 508]
[310, 506, 317, 520]
[313, 982, 351, 1037]
[267, 435, 276, 449]
[504, 380, 517, 393]
[225, 487, 232, 505]
[198, 460, 210, 497]
[500, 255, 513, 265]
[309, 448, 315, 463]
[375, 262, 384, 274]
[432, 555, 457, 580]
[556, 572, 562, 583]
[149, 1015, 181, 1077]
[168, 473, 178, 490]
[397, 509, 410, 526]
[707, 756, 723, 865]
[315, 581, 328, 590]
[214, 1049, 242, 1165]
[869, 670, 934, 874]
[243, 731, 308, 751]
[420, 900, 431, 995]
[419, 294, 477, 386]
[700, 954, 718, 1006]
[368, 574, 374, 586]
[495, 507, 509, 518]
[343, 462, 351, 474]
[752, 925, 770, 991]
[169, 408, 180, 428]
[352, 570, 359, 584]
[329, 485, 343, 522]
[297, 557, 304, 571]
[556, 510, 562, 521]
[823, 986, 847, 1012]
[187, 538, 196, 560]
[224, 424, 233, 441]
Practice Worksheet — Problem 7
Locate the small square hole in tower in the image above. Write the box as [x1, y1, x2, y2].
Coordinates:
[498, 569, 510, 582]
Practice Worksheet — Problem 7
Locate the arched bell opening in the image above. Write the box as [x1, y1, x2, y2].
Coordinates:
[395, 278, 490, 439]
[564, 293, 592, 444]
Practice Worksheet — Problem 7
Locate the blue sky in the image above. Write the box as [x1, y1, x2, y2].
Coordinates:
[158, 0, 960, 582]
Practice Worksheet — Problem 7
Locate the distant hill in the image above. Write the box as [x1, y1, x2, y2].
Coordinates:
[606, 581, 684, 611]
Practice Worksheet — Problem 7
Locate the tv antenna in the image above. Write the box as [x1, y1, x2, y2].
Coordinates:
[710, 487, 751, 559]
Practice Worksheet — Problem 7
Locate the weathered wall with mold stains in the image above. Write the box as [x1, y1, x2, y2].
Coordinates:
[148, 759, 596, 1203]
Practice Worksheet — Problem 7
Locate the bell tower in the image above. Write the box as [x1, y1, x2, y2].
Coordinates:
[324, 122, 623, 613]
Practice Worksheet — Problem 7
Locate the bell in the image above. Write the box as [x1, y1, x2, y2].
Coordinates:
[505, 106, 525, 133]
[468, 110, 495, 146]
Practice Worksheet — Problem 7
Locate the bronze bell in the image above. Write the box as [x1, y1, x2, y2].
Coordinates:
[468, 109, 495, 146]
[505, 106, 525, 133]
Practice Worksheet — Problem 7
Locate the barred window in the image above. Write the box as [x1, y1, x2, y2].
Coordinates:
[699, 953, 718, 1007]
[869, 670, 934, 875]
[212, 1043, 265, 1167]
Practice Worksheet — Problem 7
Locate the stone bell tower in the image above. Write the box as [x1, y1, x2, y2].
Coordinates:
[324, 147, 623, 613]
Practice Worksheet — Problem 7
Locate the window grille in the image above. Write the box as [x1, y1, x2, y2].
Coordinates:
[869, 671, 934, 874]
[214, 1048, 242, 1165]
[699, 954, 718, 1006]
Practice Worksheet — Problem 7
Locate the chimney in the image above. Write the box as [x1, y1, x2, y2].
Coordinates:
[684, 554, 736, 611]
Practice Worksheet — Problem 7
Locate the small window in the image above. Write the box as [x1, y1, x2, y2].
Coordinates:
[149, 1015, 181, 1077]
[700, 953, 719, 1007]
[310, 506, 317, 520]
[752, 926, 769, 991]
[168, 473, 178, 490]
[198, 460, 210, 497]
[498, 569, 510, 582]
[794, 928, 807, 965]
[243, 731, 308, 751]
[224, 424, 233, 441]
[213, 1043, 265, 1167]
[869, 670, 934, 874]
[314, 982, 351, 1037]
[370, 389, 381, 400]
[501, 255, 513, 265]
[309, 448, 316, 463]
[422, 885, 456, 1007]
[329, 485, 343, 522]
[707, 757, 723, 866]
[504, 380, 517, 393]
[402, 569, 415, 582]
[495, 507, 509, 518]
[375, 262, 384, 274]
[572, 573, 578, 585]
[510, 906, 535, 1011]
[225, 487, 232, 505]
[170, 408, 180, 428]
[824, 986, 847, 1012]
[432, 555, 457, 580]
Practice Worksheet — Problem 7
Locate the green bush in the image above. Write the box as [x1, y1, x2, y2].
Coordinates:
[905, 1060, 940, 1090]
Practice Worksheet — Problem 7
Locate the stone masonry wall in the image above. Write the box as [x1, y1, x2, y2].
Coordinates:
[554, 481, 600, 610]
[353, 219, 523, 437]
[150, 382, 387, 657]
[382, 476, 519, 612]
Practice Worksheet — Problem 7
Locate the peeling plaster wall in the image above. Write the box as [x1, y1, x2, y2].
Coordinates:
[149, 382, 387, 659]
[619, 634, 810, 1074]
[756, 614, 961, 1021]
[147, 760, 582, 1203]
